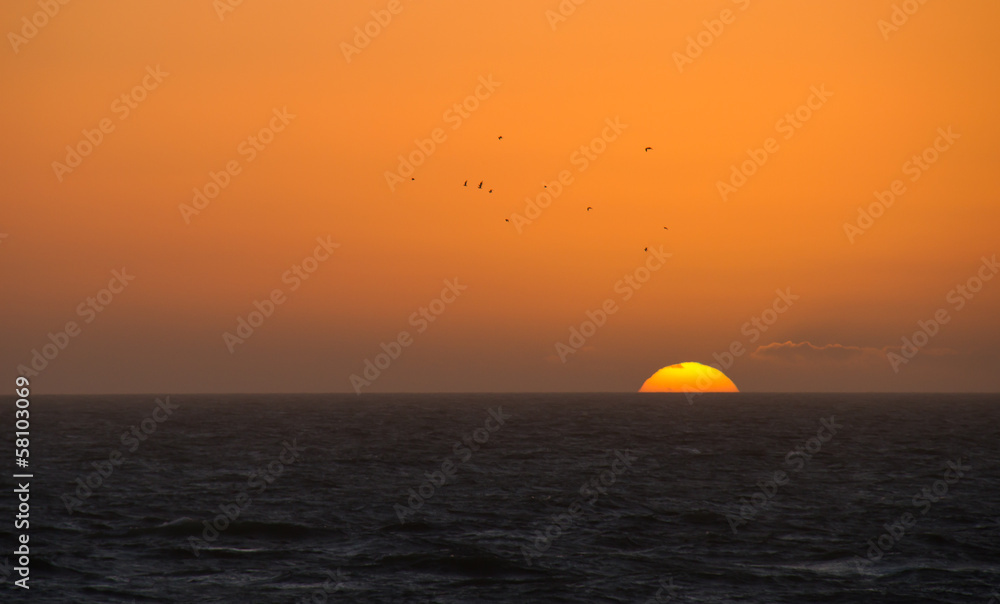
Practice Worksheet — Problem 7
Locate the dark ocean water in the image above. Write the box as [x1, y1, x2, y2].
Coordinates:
[0, 393, 998, 603]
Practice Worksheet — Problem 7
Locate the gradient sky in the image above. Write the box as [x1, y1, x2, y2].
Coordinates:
[2, 0, 998, 394]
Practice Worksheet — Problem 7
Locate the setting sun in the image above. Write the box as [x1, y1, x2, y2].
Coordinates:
[639, 362, 739, 393]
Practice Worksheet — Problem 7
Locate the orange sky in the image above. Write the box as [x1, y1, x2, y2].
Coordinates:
[2, 0, 998, 394]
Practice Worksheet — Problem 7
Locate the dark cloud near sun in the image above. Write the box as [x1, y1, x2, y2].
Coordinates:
[752, 341, 879, 362]
[751, 341, 957, 363]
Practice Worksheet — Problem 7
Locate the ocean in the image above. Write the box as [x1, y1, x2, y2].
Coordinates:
[1, 393, 998, 603]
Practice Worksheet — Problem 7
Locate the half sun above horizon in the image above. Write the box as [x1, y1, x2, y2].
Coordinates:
[639, 362, 740, 393]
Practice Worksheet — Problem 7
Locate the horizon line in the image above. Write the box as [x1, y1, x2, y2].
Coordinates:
[4, 391, 1000, 397]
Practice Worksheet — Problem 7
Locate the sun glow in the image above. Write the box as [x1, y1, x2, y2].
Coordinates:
[639, 362, 739, 393]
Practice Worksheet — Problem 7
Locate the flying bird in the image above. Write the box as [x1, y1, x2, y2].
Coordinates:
[587, 207, 592, 211]
[498, 136, 503, 141]
[505, 219, 510, 222]
[645, 147, 653, 152]
[489, 189, 493, 193]
[664, 227, 668, 230]
[464, 180, 467, 186]
[644, 247, 648, 252]
[478, 181, 483, 189]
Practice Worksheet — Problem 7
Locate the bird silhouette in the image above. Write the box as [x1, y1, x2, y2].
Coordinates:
[478, 181, 483, 189]
[498, 136, 503, 140]
[664, 227, 668, 230]
[587, 207, 592, 211]
[644, 247, 648, 252]
[463, 180, 467, 186]
[489, 189, 493, 193]
[505, 219, 510, 222]
[645, 147, 652, 152]
[411, 178, 415, 180]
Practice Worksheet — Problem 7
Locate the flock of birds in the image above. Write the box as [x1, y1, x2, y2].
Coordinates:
[410, 136, 667, 250]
